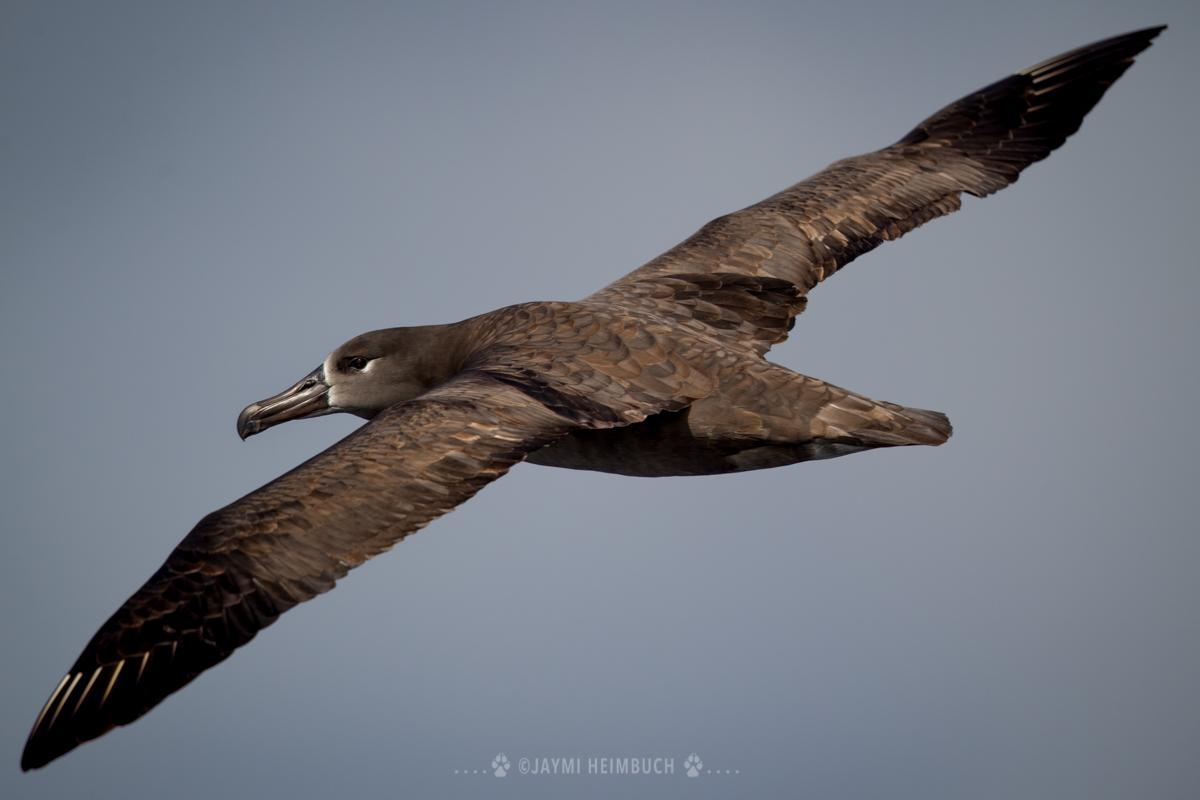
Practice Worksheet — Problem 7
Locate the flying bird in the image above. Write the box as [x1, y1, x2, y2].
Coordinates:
[22, 26, 1164, 770]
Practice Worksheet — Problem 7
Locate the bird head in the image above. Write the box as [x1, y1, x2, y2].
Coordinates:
[236, 326, 460, 439]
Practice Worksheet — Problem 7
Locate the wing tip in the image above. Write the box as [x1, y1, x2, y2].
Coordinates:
[20, 656, 141, 771]
[1020, 25, 1167, 77]
[21, 669, 93, 771]
[20, 733, 85, 772]
[21, 744, 54, 772]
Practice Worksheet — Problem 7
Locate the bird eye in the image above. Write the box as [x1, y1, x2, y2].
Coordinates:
[345, 356, 369, 371]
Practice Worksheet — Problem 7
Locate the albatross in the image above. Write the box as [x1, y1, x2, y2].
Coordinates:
[22, 26, 1164, 770]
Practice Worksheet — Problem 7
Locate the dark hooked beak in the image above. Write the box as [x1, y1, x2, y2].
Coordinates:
[237, 366, 332, 440]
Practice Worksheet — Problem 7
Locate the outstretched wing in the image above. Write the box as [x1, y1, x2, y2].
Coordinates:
[21, 373, 574, 770]
[591, 26, 1164, 353]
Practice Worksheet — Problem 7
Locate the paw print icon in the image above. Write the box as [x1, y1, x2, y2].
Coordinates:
[684, 753, 703, 778]
[492, 753, 511, 777]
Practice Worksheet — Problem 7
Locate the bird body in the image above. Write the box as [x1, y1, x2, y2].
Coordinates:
[22, 26, 1164, 771]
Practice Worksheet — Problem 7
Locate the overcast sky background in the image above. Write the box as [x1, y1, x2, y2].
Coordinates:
[2, 2, 1197, 798]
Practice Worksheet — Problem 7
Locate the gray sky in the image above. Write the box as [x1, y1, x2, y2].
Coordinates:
[2, 1, 1197, 798]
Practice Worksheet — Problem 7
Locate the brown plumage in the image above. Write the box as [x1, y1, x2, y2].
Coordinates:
[22, 26, 1163, 770]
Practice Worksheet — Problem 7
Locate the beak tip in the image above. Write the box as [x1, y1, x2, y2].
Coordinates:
[236, 407, 260, 441]
[235, 367, 329, 440]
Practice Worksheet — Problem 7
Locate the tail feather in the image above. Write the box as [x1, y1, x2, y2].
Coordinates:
[815, 394, 953, 449]
[862, 404, 953, 447]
